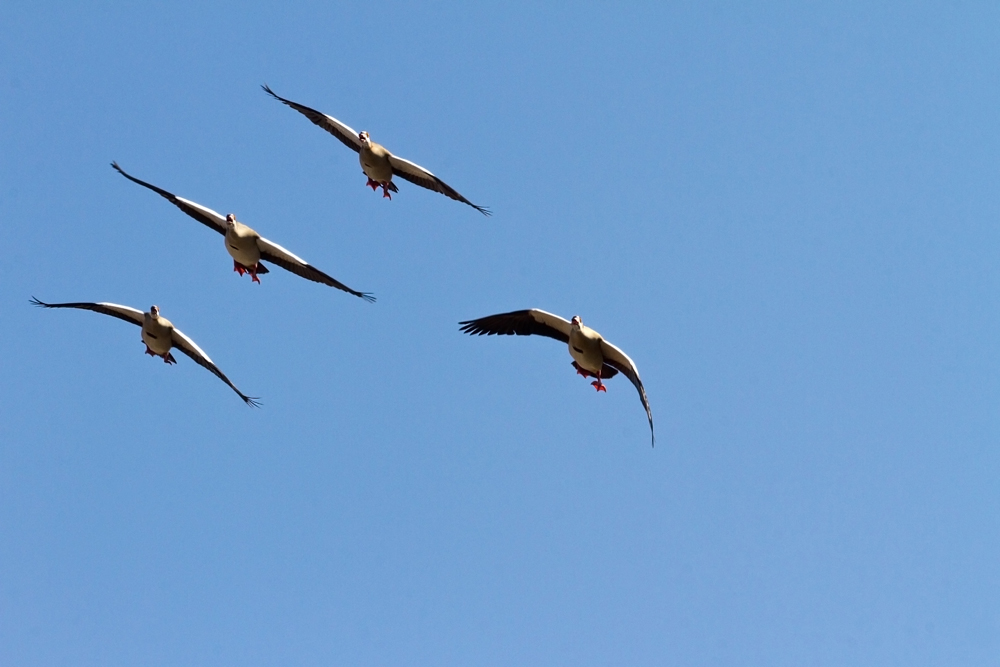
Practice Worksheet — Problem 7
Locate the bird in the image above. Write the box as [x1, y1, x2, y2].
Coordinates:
[459, 309, 654, 446]
[111, 162, 375, 302]
[261, 84, 491, 216]
[31, 298, 260, 407]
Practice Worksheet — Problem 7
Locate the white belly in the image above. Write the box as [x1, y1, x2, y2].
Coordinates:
[360, 149, 393, 182]
[142, 322, 172, 355]
[568, 333, 603, 374]
[225, 231, 260, 267]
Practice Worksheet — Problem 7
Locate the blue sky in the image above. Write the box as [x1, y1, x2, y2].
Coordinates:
[2, 2, 999, 664]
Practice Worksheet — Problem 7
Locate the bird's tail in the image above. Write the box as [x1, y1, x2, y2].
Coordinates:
[571, 361, 620, 380]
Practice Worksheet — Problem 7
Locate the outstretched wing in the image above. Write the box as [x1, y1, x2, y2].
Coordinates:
[388, 154, 491, 216]
[459, 309, 571, 343]
[256, 236, 375, 302]
[31, 297, 145, 327]
[600, 339, 654, 446]
[112, 162, 226, 236]
[169, 327, 261, 407]
[261, 85, 489, 215]
[262, 84, 362, 153]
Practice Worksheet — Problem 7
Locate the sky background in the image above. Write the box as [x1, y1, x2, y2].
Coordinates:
[2, 2, 999, 665]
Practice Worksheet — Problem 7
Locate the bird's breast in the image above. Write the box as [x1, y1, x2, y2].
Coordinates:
[568, 330, 603, 373]
[225, 229, 261, 266]
[142, 319, 173, 355]
[359, 145, 393, 182]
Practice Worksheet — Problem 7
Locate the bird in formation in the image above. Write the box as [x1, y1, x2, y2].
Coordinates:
[460, 309, 655, 446]
[31, 298, 260, 407]
[32, 85, 656, 444]
[112, 162, 374, 301]
[262, 84, 491, 216]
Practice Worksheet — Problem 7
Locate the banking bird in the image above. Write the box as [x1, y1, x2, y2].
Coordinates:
[460, 309, 654, 445]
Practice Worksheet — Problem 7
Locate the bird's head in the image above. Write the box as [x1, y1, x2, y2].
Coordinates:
[150, 305, 160, 319]
[225, 213, 236, 228]
[571, 315, 582, 328]
[359, 131, 371, 147]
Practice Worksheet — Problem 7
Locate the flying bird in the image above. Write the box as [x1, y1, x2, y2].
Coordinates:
[112, 162, 375, 301]
[459, 309, 654, 446]
[262, 84, 491, 216]
[31, 298, 260, 407]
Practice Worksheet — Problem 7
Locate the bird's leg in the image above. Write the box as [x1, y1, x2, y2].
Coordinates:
[381, 182, 392, 200]
[576, 366, 590, 378]
[162, 352, 177, 365]
[366, 177, 380, 192]
[591, 369, 607, 393]
[250, 264, 261, 284]
[144, 345, 157, 357]
[233, 260, 247, 277]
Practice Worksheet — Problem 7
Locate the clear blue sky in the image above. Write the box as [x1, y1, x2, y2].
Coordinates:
[2, 2, 998, 664]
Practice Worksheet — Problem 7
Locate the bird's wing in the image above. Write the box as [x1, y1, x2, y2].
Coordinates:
[30, 297, 145, 327]
[459, 309, 571, 343]
[261, 84, 362, 153]
[169, 327, 261, 407]
[387, 154, 491, 216]
[256, 236, 375, 302]
[600, 339, 655, 446]
[111, 162, 226, 236]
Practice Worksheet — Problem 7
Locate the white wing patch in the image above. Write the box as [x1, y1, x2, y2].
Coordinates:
[95, 302, 146, 325]
[388, 154, 437, 180]
[529, 309, 574, 338]
[600, 339, 641, 378]
[322, 114, 363, 149]
[174, 196, 227, 230]
[257, 237, 309, 267]
[170, 327, 214, 365]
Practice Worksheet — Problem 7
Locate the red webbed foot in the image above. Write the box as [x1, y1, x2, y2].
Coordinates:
[234, 261, 262, 283]
[163, 352, 177, 365]
[144, 345, 157, 357]
[366, 178, 380, 192]
[381, 183, 392, 200]
[591, 380, 607, 393]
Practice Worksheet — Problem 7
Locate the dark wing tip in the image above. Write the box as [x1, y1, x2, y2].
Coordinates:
[110, 161, 134, 180]
[243, 395, 263, 408]
[644, 395, 655, 447]
[359, 292, 376, 303]
[29, 296, 48, 307]
[474, 204, 492, 217]
[458, 319, 491, 336]
[261, 83, 279, 99]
